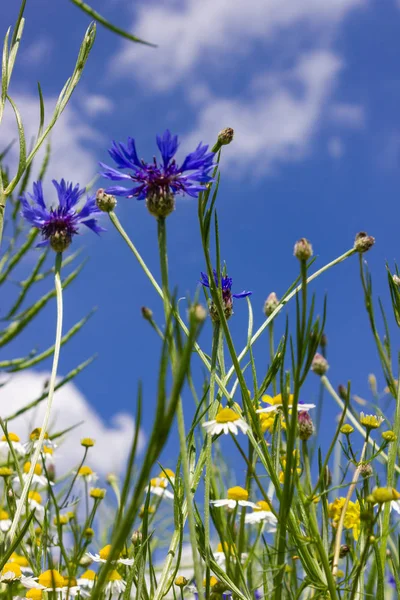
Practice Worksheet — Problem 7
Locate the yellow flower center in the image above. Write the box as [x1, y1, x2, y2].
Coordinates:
[78, 466, 94, 477]
[255, 500, 271, 511]
[26, 590, 43, 600]
[0, 509, 9, 520]
[99, 544, 120, 560]
[81, 570, 96, 581]
[0, 467, 13, 476]
[107, 570, 122, 581]
[38, 569, 65, 589]
[63, 576, 77, 587]
[24, 462, 42, 475]
[215, 407, 240, 423]
[30, 428, 49, 441]
[90, 488, 106, 499]
[28, 491, 42, 504]
[359, 413, 384, 430]
[158, 468, 175, 479]
[203, 576, 218, 588]
[81, 437, 95, 447]
[43, 446, 53, 455]
[1, 432, 20, 442]
[151, 477, 168, 488]
[227, 486, 248, 501]
[2, 562, 22, 578]
[10, 553, 29, 567]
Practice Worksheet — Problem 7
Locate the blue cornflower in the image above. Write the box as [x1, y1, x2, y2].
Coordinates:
[200, 269, 252, 321]
[20, 180, 105, 252]
[99, 130, 215, 217]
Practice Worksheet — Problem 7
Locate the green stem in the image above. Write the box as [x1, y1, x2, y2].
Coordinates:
[380, 375, 400, 563]
[8, 251, 63, 544]
[156, 216, 204, 600]
[269, 324, 276, 396]
[331, 439, 368, 577]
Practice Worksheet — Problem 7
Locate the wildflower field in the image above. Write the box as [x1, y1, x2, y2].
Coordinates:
[1, 1, 400, 599]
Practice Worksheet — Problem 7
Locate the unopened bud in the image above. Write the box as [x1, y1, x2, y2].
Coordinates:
[340, 424, 354, 435]
[324, 466, 332, 487]
[106, 473, 118, 486]
[298, 411, 314, 441]
[131, 530, 143, 546]
[190, 303, 207, 323]
[141, 306, 153, 321]
[264, 292, 279, 317]
[79, 555, 93, 567]
[368, 373, 377, 395]
[311, 353, 329, 376]
[96, 188, 117, 212]
[217, 127, 234, 146]
[339, 544, 350, 558]
[354, 231, 375, 253]
[320, 333, 327, 348]
[338, 385, 348, 401]
[382, 430, 396, 442]
[360, 463, 373, 478]
[174, 576, 188, 588]
[367, 487, 400, 504]
[294, 238, 313, 261]
[393, 275, 400, 286]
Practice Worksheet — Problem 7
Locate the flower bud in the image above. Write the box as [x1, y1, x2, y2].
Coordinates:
[106, 473, 118, 486]
[338, 385, 348, 401]
[293, 238, 313, 261]
[146, 191, 175, 218]
[354, 231, 375, 253]
[79, 555, 93, 567]
[392, 274, 400, 286]
[367, 487, 400, 504]
[89, 488, 106, 500]
[382, 430, 396, 442]
[190, 303, 207, 323]
[339, 544, 350, 558]
[83, 528, 94, 539]
[131, 531, 143, 546]
[320, 333, 327, 348]
[96, 188, 117, 212]
[174, 576, 188, 588]
[141, 306, 153, 321]
[298, 411, 314, 441]
[340, 424, 354, 435]
[264, 292, 279, 317]
[360, 463, 373, 478]
[311, 353, 329, 376]
[368, 373, 377, 395]
[217, 127, 234, 146]
[81, 438, 95, 448]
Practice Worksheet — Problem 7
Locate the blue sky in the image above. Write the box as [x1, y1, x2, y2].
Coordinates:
[1, 0, 400, 477]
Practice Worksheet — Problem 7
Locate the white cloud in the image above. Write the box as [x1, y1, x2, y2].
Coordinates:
[1, 93, 100, 189]
[80, 94, 114, 118]
[330, 102, 365, 127]
[109, 0, 365, 90]
[0, 370, 144, 476]
[184, 51, 342, 173]
[21, 39, 54, 67]
[328, 136, 344, 158]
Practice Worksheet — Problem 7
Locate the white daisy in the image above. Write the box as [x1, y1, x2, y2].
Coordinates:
[0, 509, 11, 532]
[203, 407, 249, 436]
[0, 432, 25, 460]
[148, 475, 174, 499]
[214, 542, 248, 566]
[245, 500, 278, 531]
[105, 571, 126, 595]
[86, 544, 134, 566]
[76, 466, 98, 483]
[27, 491, 45, 520]
[77, 569, 96, 589]
[210, 486, 257, 510]
[13, 462, 53, 488]
[256, 394, 315, 415]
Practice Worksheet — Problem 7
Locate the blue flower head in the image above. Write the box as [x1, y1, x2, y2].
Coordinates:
[99, 130, 215, 218]
[20, 180, 105, 252]
[200, 269, 252, 321]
